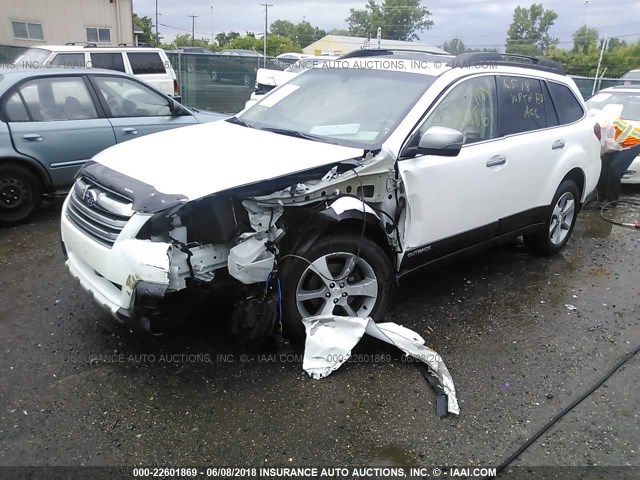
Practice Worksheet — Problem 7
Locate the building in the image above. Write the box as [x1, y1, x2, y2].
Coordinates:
[302, 35, 449, 56]
[1, 0, 134, 47]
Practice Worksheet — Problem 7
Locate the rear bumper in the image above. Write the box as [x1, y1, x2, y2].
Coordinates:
[621, 156, 640, 184]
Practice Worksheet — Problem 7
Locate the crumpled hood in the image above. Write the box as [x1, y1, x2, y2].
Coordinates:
[92, 120, 363, 202]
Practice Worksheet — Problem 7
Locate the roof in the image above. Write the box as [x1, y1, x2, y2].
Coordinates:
[20, 45, 162, 52]
[302, 35, 448, 55]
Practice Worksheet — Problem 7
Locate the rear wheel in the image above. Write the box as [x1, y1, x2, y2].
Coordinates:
[0, 164, 43, 226]
[281, 234, 394, 343]
[525, 179, 579, 255]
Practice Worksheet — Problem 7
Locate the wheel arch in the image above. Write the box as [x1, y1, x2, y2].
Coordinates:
[561, 168, 586, 204]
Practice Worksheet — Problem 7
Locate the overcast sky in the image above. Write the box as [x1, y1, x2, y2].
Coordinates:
[131, 0, 640, 50]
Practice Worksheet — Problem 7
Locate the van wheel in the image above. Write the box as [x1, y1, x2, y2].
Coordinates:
[280, 234, 394, 344]
[0, 164, 43, 226]
[525, 179, 579, 255]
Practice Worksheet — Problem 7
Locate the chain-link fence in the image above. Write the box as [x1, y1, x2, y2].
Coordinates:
[570, 75, 629, 99]
[166, 52, 295, 113]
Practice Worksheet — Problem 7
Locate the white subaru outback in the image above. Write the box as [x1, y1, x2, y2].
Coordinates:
[60, 51, 601, 343]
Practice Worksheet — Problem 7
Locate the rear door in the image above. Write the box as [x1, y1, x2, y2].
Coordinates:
[5, 75, 115, 188]
[89, 74, 196, 143]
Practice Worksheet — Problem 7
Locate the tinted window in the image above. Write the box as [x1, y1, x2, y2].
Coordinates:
[90, 53, 126, 72]
[127, 52, 166, 75]
[548, 82, 584, 124]
[420, 75, 498, 144]
[50, 53, 85, 68]
[94, 76, 171, 117]
[498, 76, 549, 135]
[18, 77, 98, 121]
[4, 92, 30, 122]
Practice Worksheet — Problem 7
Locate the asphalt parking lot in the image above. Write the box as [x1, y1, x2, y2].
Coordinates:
[1, 191, 639, 474]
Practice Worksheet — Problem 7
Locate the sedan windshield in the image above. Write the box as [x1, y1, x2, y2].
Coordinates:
[586, 91, 640, 121]
[237, 68, 434, 149]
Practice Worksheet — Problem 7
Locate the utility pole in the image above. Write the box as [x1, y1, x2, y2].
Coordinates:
[583, 0, 590, 26]
[210, 5, 214, 46]
[155, 0, 159, 46]
[261, 3, 273, 68]
[188, 15, 199, 46]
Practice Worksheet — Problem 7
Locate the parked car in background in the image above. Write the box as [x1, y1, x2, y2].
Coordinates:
[621, 69, 640, 85]
[244, 56, 341, 108]
[60, 50, 600, 345]
[13, 45, 180, 98]
[586, 85, 640, 183]
[0, 68, 225, 224]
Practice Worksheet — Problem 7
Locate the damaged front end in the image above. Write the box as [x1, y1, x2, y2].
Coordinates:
[62, 150, 403, 342]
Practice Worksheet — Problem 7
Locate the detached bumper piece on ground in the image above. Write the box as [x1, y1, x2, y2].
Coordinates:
[302, 316, 459, 417]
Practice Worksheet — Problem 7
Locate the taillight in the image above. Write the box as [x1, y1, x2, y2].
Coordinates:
[594, 123, 602, 140]
[173, 79, 180, 96]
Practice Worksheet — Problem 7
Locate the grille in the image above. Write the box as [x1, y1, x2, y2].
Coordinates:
[65, 177, 134, 248]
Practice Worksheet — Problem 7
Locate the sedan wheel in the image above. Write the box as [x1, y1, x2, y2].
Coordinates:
[0, 164, 43, 225]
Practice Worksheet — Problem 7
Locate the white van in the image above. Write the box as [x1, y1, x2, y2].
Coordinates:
[14, 45, 180, 98]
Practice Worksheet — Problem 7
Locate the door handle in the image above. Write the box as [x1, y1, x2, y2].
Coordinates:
[552, 140, 565, 150]
[22, 134, 42, 142]
[122, 128, 138, 135]
[486, 155, 507, 168]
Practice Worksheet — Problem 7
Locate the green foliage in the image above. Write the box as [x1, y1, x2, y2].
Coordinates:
[133, 14, 158, 45]
[225, 34, 301, 56]
[170, 33, 212, 49]
[346, 0, 433, 41]
[506, 3, 558, 55]
[269, 20, 326, 48]
[572, 26, 598, 54]
[443, 38, 466, 55]
[216, 31, 241, 48]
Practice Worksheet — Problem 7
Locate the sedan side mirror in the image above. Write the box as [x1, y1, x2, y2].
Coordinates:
[416, 126, 464, 157]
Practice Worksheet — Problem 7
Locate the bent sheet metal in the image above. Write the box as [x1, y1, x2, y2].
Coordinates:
[302, 316, 459, 415]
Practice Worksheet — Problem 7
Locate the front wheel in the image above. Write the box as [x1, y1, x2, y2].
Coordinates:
[525, 179, 579, 255]
[281, 234, 395, 343]
[0, 164, 43, 226]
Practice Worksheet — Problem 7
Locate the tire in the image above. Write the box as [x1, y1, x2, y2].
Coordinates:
[280, 234, 395, 344]
[0, 164, 43, 226]
[525, 179, 579, 255]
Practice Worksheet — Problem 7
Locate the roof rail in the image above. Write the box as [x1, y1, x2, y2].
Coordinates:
[448, 52, 565, 75]
[83, 43, 98, 48]
[339, 48, 452, 60]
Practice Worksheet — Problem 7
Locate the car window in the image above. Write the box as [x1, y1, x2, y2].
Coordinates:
[94, 76, 171, 117]
[126, 52, 166, 75]
[547, 82, 584, 125]
[50, 53, 86, 68]
[419, 75, 498, 145]
[90, 53, 126, 72]
[18, 77, 98, 121]
[4, 92, 30, 122]
[497, 76, 550, 135]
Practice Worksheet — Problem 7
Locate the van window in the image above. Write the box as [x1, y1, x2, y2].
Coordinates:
[127, 52, 166, 75]
[50, 53, 85, 68]
[497, 76, 550, 135]
[547, 82, 584, 124]
[90, 53, 126, 72]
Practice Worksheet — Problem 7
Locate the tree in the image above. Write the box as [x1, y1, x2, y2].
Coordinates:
[505, 4, 558, 56]
[226, 34, 301, 56]
[216, 31, 240, 48]
[327, 28, 351, 36]
[572, 26, 598, 54]
[606, 37, 627, 52]
[443, 37, 466, 54]
[269, 19, 326, 48]
[133, 14, 158, 45]
[172, 33, 211, 49]
[346, 0, 433, 41]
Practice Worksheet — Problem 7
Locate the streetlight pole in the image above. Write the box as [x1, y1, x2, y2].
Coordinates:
[188, 15, 199, 46]
[261, 3, 273, 68]
[210, 5, 214, 46]
[155, 0, 159, 46]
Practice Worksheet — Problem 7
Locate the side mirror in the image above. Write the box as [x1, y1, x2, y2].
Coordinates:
[401, 126, 464, 158]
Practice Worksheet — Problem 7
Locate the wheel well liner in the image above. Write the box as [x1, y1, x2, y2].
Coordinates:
[562, 168, 586, 202]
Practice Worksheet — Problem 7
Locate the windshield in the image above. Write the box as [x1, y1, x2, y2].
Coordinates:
[285, 58, 337, 73]
[621, 71, 640, 81]
[586, 91, 640, 121]
[237, 68, 434, 149]
[13, 48, 51, 66]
